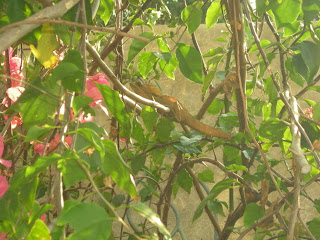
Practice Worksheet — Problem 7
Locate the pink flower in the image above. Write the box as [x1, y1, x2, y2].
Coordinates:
[86, 73, 110, 107]
[34, 134, 73, 156]
[6, 87, 24, 104]
[79, 112, 94, 123]
[10, 116, 23, 129]
[0, 232, 6, 240]
[0, 136, 11, 198]
[0, 176, 9, 198]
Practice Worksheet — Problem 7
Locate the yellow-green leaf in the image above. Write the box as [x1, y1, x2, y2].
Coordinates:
[30, 23, 60, 69]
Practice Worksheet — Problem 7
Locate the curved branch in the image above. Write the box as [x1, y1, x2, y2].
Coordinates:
[86, 42, 170, 112]
[0, 0, 80, 53]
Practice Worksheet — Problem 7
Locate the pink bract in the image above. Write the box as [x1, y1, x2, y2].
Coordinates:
[86, 73, 110, 106]
[0, 231, 6, 240]
[0, 176, 9, 198]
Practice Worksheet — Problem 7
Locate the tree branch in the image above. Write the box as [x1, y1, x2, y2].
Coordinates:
[0, 0, 80, 53]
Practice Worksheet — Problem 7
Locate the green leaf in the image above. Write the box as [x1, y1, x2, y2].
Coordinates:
[98, 0, 114, 25]
[218, 113, 239, 132]
[314, 199, 320, 213]
[52, 50, 84, 93]
[293, 41, 320, 84]
[292, 53, 309, 82]
[207, 200, 225, 217]
[128, 0, 139, 6]
[127, 32, 155, 64]
[259, 119, 288, 142]
[111, 194, 125, 207]
[19, 93, 57, 129]
[131, 117, 145, 144]
[226, 164, 247, 172]
[206, 0, 222, 29]
[203, 47, 224, 57]
[193, 178, 236, 221]
[150, 148, 165, 165]
[285, 58, 305, 87]
[198, 169, 214, 183]
[176, 43, 203, 84]
[244, 203, 265, 228]
[177, 169, 193, 194]
[301, 120, 320, 148]
[155, 118, 175, 142]
[25, 125, 57, 142]
[26, 219, 51, 240]
[207, 99, 224, 116]
[249, 40, 271, 53]
[58, 150, 87, 189]
[137, 52, 157, 78]
[307, 218, 320, 240]
[264, 76, 278, 101]
[7, 0, 27, 23]
[141, 106, 158, 132]
[130, 154, 146, 175]
[57, 201, 111, 240]
[96, 84, 131, 139]
[102, 140, 137, 197]
[314, 102, 320, 122]
[24, 154, 62, 183]
[75, 128, 105, 160]
[159, 53, 178, 79]
[73, 95, 95, 115]
[181, 1, 203, 34]
[271, 0, 301, 29]
[130, 203, 171, 240]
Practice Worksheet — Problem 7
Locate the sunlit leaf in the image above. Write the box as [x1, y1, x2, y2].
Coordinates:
[181, 1, 203, 34]
[206, 0, 222, 29]
[30, 24, 60, 69]
[26, 219, 50, 240]
[271, 0, 301, 29]
[127, 32, 155, 64]
[176, 43, 203, 84]
[98, 0, 114, 25]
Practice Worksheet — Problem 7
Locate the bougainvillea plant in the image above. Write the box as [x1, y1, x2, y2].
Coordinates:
[1, 0, 320, 240]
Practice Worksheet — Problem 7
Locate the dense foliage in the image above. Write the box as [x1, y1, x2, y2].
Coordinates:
[1, 0, 320, 239]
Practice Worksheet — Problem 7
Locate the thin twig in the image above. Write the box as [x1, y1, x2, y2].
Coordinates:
[0, 19, 150, 42]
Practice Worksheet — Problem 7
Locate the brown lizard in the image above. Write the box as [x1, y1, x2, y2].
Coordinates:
[130, 82, 233, 140]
